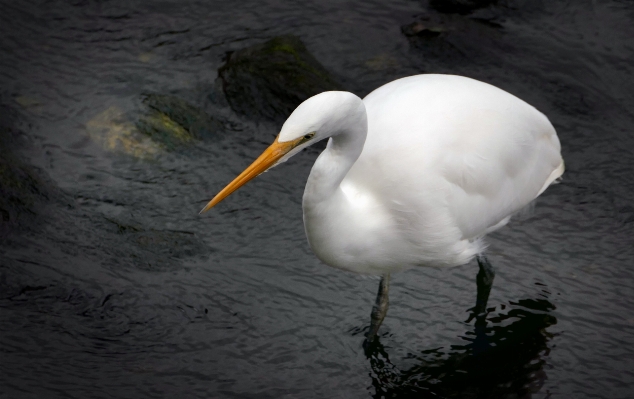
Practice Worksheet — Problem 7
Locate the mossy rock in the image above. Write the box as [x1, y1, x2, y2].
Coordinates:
[87, 95, 222, 158]
[86, 106, 162, 159]
[218, 35, 342, 122]
[137, 94, 223, 148]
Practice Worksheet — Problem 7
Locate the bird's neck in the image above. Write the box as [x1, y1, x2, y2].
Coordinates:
[303, 117, 367, 206]
[301, 100, 368, 269]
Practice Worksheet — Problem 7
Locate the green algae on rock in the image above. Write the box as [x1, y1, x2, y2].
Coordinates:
[86, 95, 222, 158]
[218, 35, 342, 122]
[86, 105, 162, 159]
[138, 94, 223, 146]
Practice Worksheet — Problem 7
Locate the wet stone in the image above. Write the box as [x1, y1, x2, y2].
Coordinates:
[86, 95, 222, 158]
[217, 35, 342, 122]
[138, 94, 224, 145]
[86, 105, 162, 159]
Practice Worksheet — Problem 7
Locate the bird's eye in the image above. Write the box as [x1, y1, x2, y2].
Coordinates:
[303, 132, 315, 140]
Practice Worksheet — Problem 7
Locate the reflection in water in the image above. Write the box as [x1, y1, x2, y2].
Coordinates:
[366, 298, 557, 398]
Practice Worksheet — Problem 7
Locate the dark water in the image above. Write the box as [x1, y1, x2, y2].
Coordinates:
[1, 0, 633, 398]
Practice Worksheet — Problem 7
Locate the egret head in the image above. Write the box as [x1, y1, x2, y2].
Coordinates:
[200, 91, 363, 213]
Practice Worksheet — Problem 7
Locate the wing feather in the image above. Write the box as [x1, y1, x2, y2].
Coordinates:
[347, 74, 563, 249]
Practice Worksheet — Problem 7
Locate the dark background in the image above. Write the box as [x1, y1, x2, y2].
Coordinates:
[1, 0, 633, 398]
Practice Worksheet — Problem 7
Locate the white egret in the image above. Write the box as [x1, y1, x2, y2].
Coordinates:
[200, 74, 564, 343]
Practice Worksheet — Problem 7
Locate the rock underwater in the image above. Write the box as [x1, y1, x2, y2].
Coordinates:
[217, 35, 342, 122]
[86, 94, 222, 159]
[0, 107, 66, 238]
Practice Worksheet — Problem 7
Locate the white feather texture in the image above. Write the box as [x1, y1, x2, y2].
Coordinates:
[277, 74, 563, 275]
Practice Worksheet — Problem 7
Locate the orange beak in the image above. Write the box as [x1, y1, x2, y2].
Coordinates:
[199, 136, 298, 214]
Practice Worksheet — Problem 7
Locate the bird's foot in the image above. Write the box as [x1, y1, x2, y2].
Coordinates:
[362, 331, 387, 358]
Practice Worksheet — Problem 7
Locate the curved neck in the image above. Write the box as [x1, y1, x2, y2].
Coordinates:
[303, 115, 367, 206]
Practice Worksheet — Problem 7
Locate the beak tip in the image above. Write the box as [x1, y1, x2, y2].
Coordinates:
[198, 136, 291, 218]
[200, 197, 221, 214]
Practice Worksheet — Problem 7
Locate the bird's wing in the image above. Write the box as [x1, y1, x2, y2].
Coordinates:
[349, 74, 563, 242]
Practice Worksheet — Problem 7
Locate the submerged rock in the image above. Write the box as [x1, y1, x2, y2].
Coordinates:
[0, 142, 48, 227]
[401, 10, 503, 59]
[402, 19, 449, 38]
[86, 106, 162, 159]
[0, 116, 60, 236]
[364, 54, 401, 71]
[218, 35, 342, 122]
[14, 96, 42, 109]
[138, 94, 223, 146]
[102, 215, 208, 270]
[86, 95, 222, 158]
[0, 105, 208, 273]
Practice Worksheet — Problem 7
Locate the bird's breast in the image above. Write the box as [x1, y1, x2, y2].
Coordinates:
[302, 184, 410, 275]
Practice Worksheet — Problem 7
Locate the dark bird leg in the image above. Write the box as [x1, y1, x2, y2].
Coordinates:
[365, 274, 390, 347]
[468, 255, 496, 354]
[471, 254, 496, 321]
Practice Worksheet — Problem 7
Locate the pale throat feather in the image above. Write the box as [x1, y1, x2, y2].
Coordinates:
[301, 103, 375, 271]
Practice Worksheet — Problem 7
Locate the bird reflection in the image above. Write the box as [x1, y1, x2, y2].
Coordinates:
[364, 295, 557, 399]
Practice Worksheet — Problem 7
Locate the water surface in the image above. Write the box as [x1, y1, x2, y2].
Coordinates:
[1, 0, 633, 398]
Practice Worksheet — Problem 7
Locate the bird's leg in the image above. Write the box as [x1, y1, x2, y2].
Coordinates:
[467, 255, 496, 352]
[365, 274, 390, 346]
[471, 254, 495, 321]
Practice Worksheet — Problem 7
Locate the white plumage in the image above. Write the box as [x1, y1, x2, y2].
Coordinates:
[294, 74, 563, 275]
[201, 74, 564, 340]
